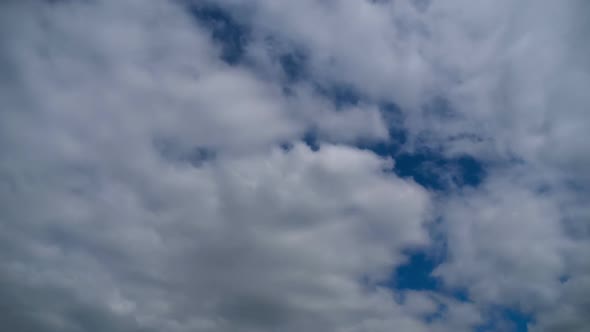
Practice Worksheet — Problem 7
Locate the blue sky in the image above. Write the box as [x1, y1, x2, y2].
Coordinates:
[0, 1, 588, 331]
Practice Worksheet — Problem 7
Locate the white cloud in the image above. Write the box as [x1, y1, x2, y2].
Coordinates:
[0, 137, 437, 331]
[437, 173, 567, 307]
[1, 0, 589, 331]
[203, 0, 590, 329]
[0, 1, 454, 331]
[210, 0, 590, 171]
[434, 166, 590, 330]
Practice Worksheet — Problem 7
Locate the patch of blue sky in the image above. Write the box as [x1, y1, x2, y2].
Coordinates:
[153, 137, 216, 167]
[394, 152, 486, 190]
[476, 308, 533, 332]
[393, 251, 441, 291]
[360, 138, 486, 190]
[279, 51, 308, 83]
[314, 82, 363, 109]
[390, 250, 533, 332]
[189, 4, 250, 65]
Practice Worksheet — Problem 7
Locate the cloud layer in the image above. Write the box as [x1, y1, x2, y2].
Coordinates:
[1, 1, 588, 331]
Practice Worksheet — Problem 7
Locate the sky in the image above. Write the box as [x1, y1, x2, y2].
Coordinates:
[0, 1, 589, 331]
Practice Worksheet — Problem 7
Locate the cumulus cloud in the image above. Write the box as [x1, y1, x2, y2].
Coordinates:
[200, 0, 590, 329]
[0, 1, 433, 331]
[0, 139, 433, 331]
[205, 0, 589, 167]
[1, 0, 589, 331]
[435, 168, 590, 331]
[437, 172, 567, 306]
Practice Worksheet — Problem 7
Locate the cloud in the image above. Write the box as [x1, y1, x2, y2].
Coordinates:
[0, 136, 436, 330]
[199, 0, 590, 329]
[436, 172, 568, 308]
[0, 1, 452, 331]
[1, 0, 589, 331]
[203, 0, 589, 171]
[435, 168, 590, 330]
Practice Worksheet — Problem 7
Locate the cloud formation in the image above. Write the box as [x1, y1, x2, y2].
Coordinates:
[1, 0, 588, 331]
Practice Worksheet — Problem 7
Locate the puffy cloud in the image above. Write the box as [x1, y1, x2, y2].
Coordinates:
[199, 0, 590, 329]
[0, 1, 452, 331]
[437, 173, 568, 308]
[206, 0, 590, 172]
[435, 168, 590, 330]
[532, 274, 590, 332]
[0, 138, 434, 331]
[2, 0, 589, 331]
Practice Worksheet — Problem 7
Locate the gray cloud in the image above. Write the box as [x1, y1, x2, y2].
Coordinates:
[200, 0, 590, 329]
[1, 0, 589, 331]
[0, 3, 438, 331]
